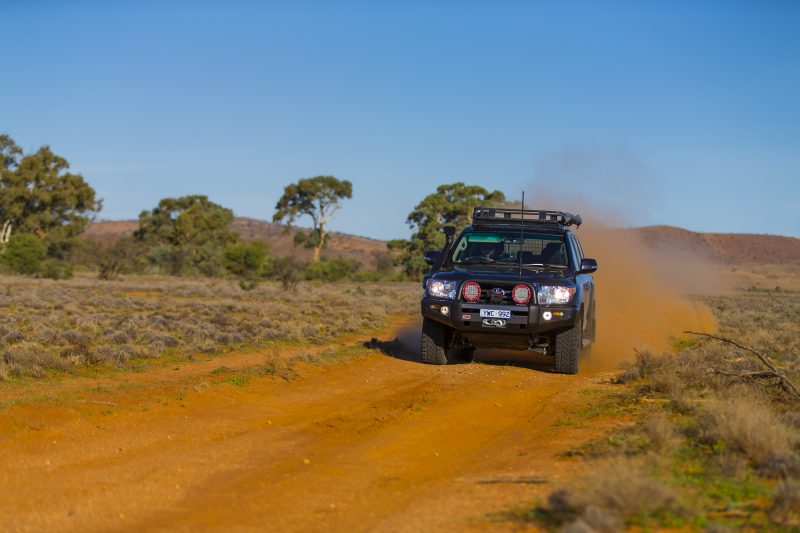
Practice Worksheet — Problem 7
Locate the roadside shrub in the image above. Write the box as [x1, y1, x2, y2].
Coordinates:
[573, 460, 679, 520]
[540, 460, 680, 530]
[642, 412, 678, 452]
[1, 233, 47, 275]
[698, 396, 799, 467]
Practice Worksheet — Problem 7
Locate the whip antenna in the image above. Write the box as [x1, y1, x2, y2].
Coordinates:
[518, 191, 525, 279]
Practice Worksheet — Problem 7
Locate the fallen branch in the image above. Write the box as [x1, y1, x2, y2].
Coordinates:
[707, 369, 777, 380]
[685, 331, 800, 400]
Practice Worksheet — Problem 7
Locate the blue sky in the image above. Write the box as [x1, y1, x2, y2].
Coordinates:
[3, 1, 799, 238]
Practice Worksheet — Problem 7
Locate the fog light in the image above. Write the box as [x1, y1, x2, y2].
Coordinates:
[440, 306, 450, 316]
[542, 311, 552, 321]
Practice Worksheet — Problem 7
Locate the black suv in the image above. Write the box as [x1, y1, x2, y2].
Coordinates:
[420, 207, 597, 374]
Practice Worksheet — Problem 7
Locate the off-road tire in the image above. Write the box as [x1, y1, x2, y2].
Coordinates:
[421, 317, 449, 365]
[553, 317, 582, 375]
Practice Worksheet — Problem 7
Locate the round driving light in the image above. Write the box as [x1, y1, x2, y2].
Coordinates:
[543, 311, 553, 321]
[512, 284, 531, 305]
[440, 306, 450, 316]
[462, 281, 481, 302]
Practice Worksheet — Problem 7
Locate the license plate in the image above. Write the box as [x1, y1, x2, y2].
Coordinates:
[479, 309, 511, 319]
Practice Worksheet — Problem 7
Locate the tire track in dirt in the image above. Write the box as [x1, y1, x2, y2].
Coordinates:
[0, 320, 619, 532]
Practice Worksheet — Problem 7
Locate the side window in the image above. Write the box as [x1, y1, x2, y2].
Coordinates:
[451, 237, 468, 261]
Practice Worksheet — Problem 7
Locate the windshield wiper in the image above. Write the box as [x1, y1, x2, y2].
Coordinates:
[459, 259, 495, 265]
[521, 263, 568, 269]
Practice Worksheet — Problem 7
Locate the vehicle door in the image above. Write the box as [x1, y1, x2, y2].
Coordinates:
[569, 234, 594, 339]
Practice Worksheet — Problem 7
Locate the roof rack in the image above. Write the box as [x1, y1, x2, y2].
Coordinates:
[472, 207, 582, 228]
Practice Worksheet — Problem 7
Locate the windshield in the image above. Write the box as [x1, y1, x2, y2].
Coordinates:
[450, 232, 569, 267]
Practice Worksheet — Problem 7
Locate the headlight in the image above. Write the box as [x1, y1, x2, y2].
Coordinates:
[537, 285, 576, 305]
[426, 279, 458, 300]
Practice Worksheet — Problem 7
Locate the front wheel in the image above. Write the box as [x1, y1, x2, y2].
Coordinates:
[553, 317, 582, 375]
[421, 317, 450, 365]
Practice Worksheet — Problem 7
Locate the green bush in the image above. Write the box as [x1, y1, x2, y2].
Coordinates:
[267, 256, 305, 289]
[353, 270, 383, 282]
[1, 233, 47, 274]
[224, 241, 268, 278]
[39, 259, 74, 280]
[304, 257, 361, 282]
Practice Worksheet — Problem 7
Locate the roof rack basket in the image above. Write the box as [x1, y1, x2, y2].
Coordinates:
[472, 207, 582, 228]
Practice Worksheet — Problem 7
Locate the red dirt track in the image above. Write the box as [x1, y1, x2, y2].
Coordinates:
[0, 322, 618, 532]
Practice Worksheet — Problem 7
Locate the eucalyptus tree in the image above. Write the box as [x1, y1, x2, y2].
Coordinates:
[273, 176, 353, 263]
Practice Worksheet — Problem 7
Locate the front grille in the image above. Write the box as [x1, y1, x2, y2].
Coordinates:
[462, 282, 533, 306]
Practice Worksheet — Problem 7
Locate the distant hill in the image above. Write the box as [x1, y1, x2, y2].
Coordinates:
[84, 217, 389, 268]
[637, 225, 800, 265]
[85, 219, 800, 268]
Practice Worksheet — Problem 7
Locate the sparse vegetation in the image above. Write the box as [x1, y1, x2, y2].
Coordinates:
[505, 290, 800, 530]
[0, 274, 418, 380]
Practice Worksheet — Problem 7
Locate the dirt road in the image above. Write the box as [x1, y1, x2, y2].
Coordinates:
[0, 320, 619, 532]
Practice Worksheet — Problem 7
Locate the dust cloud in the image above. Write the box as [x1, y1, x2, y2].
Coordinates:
[580, 226, 717, 371]
[529, 147, 719, 371]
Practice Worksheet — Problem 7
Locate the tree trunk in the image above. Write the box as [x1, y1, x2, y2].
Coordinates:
[0, 220, 11, 251]
[312, 223, 325, 263]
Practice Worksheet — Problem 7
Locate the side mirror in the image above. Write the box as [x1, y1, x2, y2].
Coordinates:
[424, 250, 441, 266]
[579, 258, 597, 274]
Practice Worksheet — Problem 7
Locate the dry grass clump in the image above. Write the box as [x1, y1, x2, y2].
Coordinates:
[1, 342, 68, 378]
[574, 460, 679, 519]
[0, 274, 419, 380]
[697, 395, 799, 468]
[642, 411, 678, 452]
[257, 351, 322, 381]
[536, 460, 680, 530]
